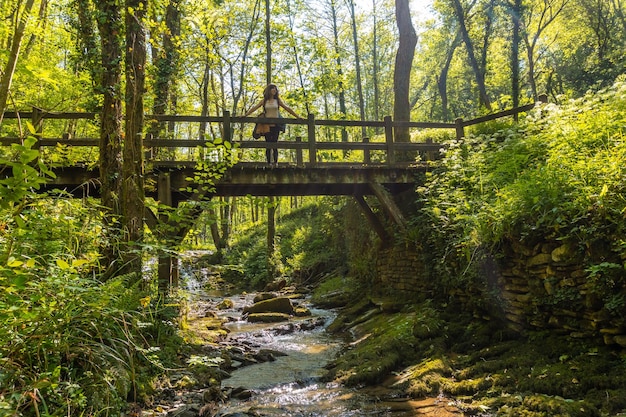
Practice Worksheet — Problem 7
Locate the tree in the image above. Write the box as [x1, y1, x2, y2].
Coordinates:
[94, 0, 124, 276]
[148, 0, 182, 144]
[511, 0, 522, 108]
[372, 0, 381, 125]
[122, 0, 147, 279]
[330, 0, 349, 143]
[393, 0, 417, 144]
[0, 0, 37, 124]
[519, 0, 567, 100]
[347, 0, 366, 139]
[450, 0, 492, 111]
[437, 31, 462, 121]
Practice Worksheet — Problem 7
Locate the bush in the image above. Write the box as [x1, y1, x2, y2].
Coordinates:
[413, 80, 626, 305]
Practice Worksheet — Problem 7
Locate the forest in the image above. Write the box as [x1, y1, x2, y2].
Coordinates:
[1, 0, 626, 415]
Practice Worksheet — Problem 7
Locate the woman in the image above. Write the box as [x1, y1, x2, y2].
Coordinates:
[245, 84, 302, 164]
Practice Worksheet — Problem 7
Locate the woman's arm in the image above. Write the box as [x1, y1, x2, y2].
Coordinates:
[279, 99, 302, 119]
[244, 100, 264, 117]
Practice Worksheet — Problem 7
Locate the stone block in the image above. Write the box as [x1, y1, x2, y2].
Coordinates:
[614, 335, 626, 347]
[527, 253, 552, 267]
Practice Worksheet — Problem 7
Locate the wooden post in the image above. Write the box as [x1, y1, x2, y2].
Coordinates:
[424, 137, 434, 161]
[384, 115, 394, 166]
[144, 132, 153, 161]
[223, 110, 232, 164]
[32, 107, 43, 150]
[363, 137, 370, 164]
[223, 110, 231, 143]
[295, 136, 303, 167]
[307, 113, 317, 166]
[455, 117, 465, 140]
[157, 172, 178, 294]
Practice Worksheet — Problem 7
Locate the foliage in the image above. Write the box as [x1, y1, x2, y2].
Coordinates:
[223, 198, 350, 289]
[0, 143, 178, 416]
[0, 265, 170, 416]
[413, 79, 626, 300]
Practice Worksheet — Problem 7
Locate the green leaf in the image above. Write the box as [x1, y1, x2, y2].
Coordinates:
[56, 259, 71, 270]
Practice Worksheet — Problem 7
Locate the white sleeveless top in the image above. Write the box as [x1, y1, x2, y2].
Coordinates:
[264, 99, 280, 118]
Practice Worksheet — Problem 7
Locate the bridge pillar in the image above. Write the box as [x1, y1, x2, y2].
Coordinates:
[156, 172, 179, 293]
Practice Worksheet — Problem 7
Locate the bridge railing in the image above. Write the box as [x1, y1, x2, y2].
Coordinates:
[0, 97, 546, 167]
[143, 113, 450, 167]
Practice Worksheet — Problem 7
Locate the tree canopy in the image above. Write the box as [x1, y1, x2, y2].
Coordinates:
[0, 0, 623, 125]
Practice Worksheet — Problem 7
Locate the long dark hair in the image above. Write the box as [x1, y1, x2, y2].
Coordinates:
[262, 83, 280, 105]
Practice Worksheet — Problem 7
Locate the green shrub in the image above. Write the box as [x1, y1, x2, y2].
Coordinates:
[414, 80, 626, 300]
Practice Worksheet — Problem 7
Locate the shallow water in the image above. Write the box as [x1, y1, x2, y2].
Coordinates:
[216, 302, 447, 416]
[179, 261, 461, 417]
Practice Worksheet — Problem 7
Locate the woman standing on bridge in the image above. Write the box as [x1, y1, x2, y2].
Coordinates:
[245, 83, 302, 164]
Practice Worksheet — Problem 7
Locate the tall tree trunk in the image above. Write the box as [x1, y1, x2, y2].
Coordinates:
[75, 0, 100, 103]
[148, 0, 180, 146]
[480, 0, 495, 90]
[393, 0, 417, 146]
[372, 0, 380, 130]
[267, 196, 276, 274]
[265, 0, 271, 83]
[264, 0, 275, 259]
[123, 0, 147, 280]
[330, 0, 348, 144]
[511, 0, 521, 111]
[287, 0, 310, 114]
[348, 0, 366, 139]
[232, 0, 261, 113]
[437, 32, 461, 122]
[450, 0, 492, 111]
[0, 0, 36, 124]
[522, 0, 568, 101]
[24, 0, 48, 58]
[221, 197, 231, 246]
[208, 207, 224, 251]
[95, 0, 124, 277]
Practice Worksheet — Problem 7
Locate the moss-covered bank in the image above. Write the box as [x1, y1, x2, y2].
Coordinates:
[315, 277, 626, 416]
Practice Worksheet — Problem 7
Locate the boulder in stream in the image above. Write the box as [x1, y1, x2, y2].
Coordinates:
[246, 312, 291, 323]
[243, 296, 295, 316]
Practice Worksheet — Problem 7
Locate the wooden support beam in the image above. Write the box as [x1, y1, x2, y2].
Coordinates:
[354, 194, 390, 243]
[369, 182, 407, 231]
[156, 172, 179, 293]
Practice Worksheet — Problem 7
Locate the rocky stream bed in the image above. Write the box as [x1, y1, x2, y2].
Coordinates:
[130, 255, 626, 417]
[133, 279, 463, 417]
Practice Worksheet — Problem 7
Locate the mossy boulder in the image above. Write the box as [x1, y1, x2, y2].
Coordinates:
[243, 296, 295, 316]
[247, 313, 291, 323]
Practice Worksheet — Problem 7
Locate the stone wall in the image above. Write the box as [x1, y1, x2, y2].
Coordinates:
[374, 245, 427, 298]
[374, 241, 626, 347]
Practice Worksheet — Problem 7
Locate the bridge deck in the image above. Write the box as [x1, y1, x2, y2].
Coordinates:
[46, 161, 430, 203]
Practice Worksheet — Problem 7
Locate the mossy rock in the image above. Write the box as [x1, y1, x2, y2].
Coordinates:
[243, 297, 295, 315]
[247, 312, 291, 323]
[253, 292, 276, 303]
[294, 306, 311, 316]
[216, 299, 234, 310]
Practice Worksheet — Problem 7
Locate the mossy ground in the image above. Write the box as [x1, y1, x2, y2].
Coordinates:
[321, 290, 626, 416]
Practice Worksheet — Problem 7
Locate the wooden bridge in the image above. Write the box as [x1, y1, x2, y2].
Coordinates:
[1, 100, 542, 202]
[1, 110, 451, 202]
[1, 101, 544, 284]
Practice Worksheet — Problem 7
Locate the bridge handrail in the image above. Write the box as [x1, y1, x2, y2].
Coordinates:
[1, 97, 546, 166]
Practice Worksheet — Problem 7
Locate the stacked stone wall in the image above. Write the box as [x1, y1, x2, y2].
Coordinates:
[374, 241, 626, 347]
[374, 245, 427, 297]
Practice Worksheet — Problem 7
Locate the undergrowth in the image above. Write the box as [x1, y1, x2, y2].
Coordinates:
[0, 139, 178, 416]
[414, 79, 626, 313]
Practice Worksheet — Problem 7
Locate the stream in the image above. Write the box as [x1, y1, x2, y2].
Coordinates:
[170, 254, 462, 417]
